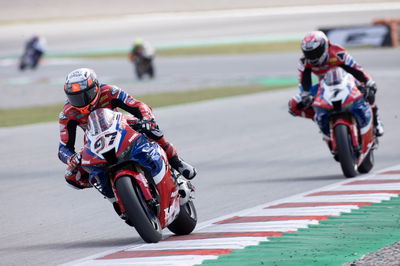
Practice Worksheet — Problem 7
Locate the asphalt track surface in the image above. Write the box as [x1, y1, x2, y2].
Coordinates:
[1, 1, 400, 58]
[1, 1, 400, 266]
[0, 47, 399, 265]
[1, 1, 399, 109]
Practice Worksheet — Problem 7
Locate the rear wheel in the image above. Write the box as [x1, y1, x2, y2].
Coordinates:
[167, 200, 197, 235]
[115, 175, 162, 243]
[19, 60, 26, 71]
[334, 124, 357, 178]
[358, 150, 374, 174]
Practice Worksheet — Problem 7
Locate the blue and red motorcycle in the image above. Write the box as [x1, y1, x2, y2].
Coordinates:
[312, 68, 377, 178]
[81, 108, 197, 243]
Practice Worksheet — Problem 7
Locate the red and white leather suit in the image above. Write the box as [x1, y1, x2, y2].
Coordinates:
[289, 42, 373, 119]
[58, 84, 178, 189]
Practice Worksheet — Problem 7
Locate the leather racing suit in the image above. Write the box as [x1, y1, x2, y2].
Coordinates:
[288, 42, 381, 138]
[58, 84, 180, 190]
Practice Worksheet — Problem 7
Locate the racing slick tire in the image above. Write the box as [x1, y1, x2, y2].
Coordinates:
[116, 175, 162, 243]
[334, 124, 358, 178]
[167, 200, 197, 235]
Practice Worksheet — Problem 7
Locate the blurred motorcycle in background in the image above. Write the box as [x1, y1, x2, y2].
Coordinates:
[19, 35, 46, 71]
[129, 38, 155, 80]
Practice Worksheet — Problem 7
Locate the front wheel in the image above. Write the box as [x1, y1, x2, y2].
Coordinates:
[334, 124, 358, 178]
[167, 200, 197, 235]
[115, 175, 162, 243]
[19, 58, 27, 71]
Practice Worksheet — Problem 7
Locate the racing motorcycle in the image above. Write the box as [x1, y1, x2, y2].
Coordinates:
[131, 47, 155, 80]
[19, 47, 42, 71]
[81, 108, 197, 243]
[312, 68, 376, 178]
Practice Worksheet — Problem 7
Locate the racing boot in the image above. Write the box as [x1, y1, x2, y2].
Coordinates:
[154, 136, 197, 179]
[373, 106, 384, 137]
[169, 156, 197, 180]
[376, 120, 384, 137]
[177, 177, 195, 205]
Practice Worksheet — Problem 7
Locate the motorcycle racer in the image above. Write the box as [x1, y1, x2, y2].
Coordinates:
[58, 68, 196, 191]
[288, 31, 384, 137]
[129, 38, 155, 79]
[19, 35, 47, 70]
[314, 67, 372, 140]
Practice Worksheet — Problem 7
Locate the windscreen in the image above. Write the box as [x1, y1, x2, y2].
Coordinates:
[324, 67, 346, 86]
[87, 108, 115, 135]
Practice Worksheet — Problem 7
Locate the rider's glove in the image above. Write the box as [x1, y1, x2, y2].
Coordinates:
[140, 121, 152, 132]
[365, 80, 377, 104]
[300, 91, 314, 109]
[67, 153, 81, 168]
[139, 117, 157, 132]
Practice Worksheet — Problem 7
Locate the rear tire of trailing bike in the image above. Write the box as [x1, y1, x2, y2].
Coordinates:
[358, 149, 374, 174]
[167, 200, 197, 235]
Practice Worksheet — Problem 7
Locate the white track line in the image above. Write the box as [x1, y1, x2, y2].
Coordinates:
[62, 164, 400, 266]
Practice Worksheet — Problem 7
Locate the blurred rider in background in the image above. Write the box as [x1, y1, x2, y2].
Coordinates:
[58, 68, 197, 193]
[20, 35, 47, 70]
[129, 38, 156, 80]
[288, 30, 384, 137]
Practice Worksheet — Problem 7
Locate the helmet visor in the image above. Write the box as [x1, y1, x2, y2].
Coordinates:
[66, 84, 98, 108]
[303, 44, 325, 61]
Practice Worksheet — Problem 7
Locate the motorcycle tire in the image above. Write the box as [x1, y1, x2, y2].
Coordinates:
[358, 150, 374, 174]
[334, 124, 358, 178]
[148, 64, 155, 79]
[167, 200, 197, 235]
[135, 70, 143, 80]
[115, 175, 162, 243]
[19, 61, 26, 71]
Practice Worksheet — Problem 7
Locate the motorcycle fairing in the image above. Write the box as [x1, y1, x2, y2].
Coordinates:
[313, 73, 363, 110]
[314, 68, 375, 168]
[330, 118, 359, 152]
[114, 169, 153, 201]
[80, 108, 181, 228]
[82, 111, 140, 165]
[316, 99, 372, 139]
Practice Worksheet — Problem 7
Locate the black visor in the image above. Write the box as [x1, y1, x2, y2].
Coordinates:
[66, 85, 97, 108]
[303, 41, 325, 60]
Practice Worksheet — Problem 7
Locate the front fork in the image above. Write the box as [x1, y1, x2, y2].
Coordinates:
[330, 117, 361, 157]
[111, 169, 155, 216]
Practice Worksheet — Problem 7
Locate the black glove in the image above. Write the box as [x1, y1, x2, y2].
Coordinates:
[365, 80, 377, 104]
[132, 119, 164, 140]
[300, 91, 314, 109]
[131, 118, 159, 134]
[67, 153, 81, 168]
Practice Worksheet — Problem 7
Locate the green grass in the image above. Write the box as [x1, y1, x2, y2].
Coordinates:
[0, 84, 290, 127]
[0, 103, 64, 127]
[52, 41, 300, 59]
[156, 41, 300, 56]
